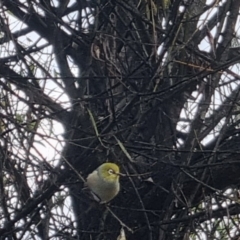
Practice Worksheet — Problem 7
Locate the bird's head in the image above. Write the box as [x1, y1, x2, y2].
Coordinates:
[98, 163, 121, 182]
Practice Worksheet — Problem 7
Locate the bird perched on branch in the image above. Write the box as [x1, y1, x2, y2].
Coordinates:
[86, 163, 122, 204]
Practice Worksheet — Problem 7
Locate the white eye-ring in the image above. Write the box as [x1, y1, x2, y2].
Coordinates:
[108, 169, 114, 175]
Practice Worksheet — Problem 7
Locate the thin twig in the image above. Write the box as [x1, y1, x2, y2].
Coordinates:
[106, 205, 133, 233]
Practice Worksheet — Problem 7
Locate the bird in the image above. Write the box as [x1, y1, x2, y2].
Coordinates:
[86, 163, 122, 204]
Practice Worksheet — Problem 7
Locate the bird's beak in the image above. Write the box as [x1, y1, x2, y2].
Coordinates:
[117, 172, 126, 177]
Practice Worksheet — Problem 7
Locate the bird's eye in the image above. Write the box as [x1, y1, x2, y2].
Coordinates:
[108, 169, 114, 175]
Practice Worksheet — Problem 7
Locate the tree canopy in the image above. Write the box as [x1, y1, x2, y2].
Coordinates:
[1, 0, 240, 239]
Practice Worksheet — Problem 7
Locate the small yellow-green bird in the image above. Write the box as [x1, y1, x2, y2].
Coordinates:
[86, 163, 122, 204]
